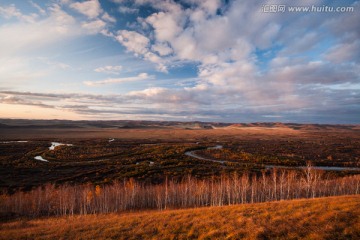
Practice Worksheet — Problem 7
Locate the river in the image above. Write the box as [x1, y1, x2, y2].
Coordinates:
[184, 145, 360, 171]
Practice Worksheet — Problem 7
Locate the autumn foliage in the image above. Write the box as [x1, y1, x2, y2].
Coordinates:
[1, 167, 359, 218]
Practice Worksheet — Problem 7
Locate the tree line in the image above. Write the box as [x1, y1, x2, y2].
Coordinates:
[1, 166, 359, 217]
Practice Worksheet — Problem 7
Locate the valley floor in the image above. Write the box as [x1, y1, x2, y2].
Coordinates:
[1, 195, 359, 240]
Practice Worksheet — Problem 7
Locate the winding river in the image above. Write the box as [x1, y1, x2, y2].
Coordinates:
[185, 145, 360, 171]
[185, 145, 226, 164]
[34, 142, 73, 162]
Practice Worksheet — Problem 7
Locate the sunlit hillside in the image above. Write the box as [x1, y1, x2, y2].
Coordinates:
[1, 195, 359, 240]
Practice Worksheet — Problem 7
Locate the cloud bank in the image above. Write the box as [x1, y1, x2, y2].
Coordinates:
[0, 0, 359, 123]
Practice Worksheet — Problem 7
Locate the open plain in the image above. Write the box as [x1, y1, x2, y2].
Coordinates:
[1, 119, 359, 239]
[1, 119, 360, 192]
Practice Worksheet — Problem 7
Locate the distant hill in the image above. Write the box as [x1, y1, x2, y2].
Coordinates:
[0, 123, 11, 128]
[0, 119, 358, 131]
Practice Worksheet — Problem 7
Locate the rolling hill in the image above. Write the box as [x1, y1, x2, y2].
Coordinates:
[1, 195, 359, 240]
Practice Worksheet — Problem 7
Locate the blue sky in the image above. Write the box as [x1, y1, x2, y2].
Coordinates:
[0, 0, 359, 123]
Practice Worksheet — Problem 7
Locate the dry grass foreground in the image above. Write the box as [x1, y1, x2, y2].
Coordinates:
[1, 195, 359, 240]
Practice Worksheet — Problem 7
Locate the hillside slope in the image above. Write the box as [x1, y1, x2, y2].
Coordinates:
[1, 195, 359, 240]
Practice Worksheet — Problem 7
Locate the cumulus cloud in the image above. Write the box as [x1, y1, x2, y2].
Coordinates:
[116, 30, 150, 55]
[107, 0, 359, 123]
[0, 4, 38, 23]
[145, 11, 183, 42]
[101, 12, 116, 23]
[70, 0, 102, 19]
[1, 0, 359, 122]
[81, 19, 106, 33]
[151, 42, 173, 56]
[66, 0, 116, 34]
[116, 30, 168, 72]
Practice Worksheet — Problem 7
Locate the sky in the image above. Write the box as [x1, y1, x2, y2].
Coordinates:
[0, 0, 359, 123]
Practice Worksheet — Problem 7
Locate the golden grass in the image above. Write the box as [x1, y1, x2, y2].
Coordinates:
[1, 195, 359, 240]
[0, 127, 304, 140]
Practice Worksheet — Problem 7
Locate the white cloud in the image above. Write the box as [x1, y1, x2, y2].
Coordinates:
[101, 12, 116, 23]
[34, 0, 359, 121]
[84, 73, 153, 86]
[29, 1, 46, 15]
[94, 65, 123, 74]
[171, 30, 199, 61]
[0, 2, 107, 92]
[115, 30, 168, 72]
[198, 0, 221, 15]
[100, 29, 115, 37]
[116, 30, 150, 55]
[70, 0, 102, 19]
[1, 0, 359, 123]
[119, 6, 139, 14]
[151, 42, 173, 56]
[48, 4, 78, 34]
[325, 40, 360, 63]
[59, 0, 72, 5]
[127, 87, 166, 98]
[114, 0, 360, 111]
[0, 4, 38, 23]
[146, 11, 183, 42]
[81, 19, 106, 34]
[0, 4, 78, 56]
[268, 61, 359, 85]
[143, 52, 168, 72]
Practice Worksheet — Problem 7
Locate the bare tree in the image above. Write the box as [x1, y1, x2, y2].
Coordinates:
[1, 170, 359, 217]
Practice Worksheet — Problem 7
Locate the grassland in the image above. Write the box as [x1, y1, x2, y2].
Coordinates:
[1, 120, 359, 192]
[1, 120, 359, 239]
[1, 195, 359, 240]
